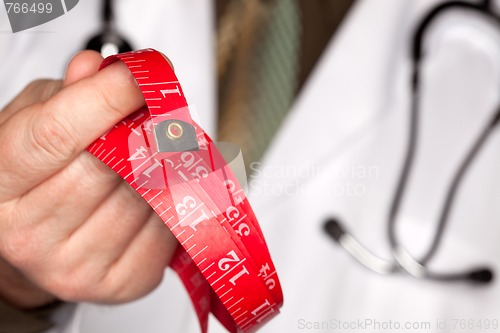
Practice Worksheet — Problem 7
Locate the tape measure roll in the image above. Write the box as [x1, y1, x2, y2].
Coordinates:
[86, 49, 283, 333]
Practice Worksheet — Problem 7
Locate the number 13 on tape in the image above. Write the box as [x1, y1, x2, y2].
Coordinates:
[86, 49, 283, 333]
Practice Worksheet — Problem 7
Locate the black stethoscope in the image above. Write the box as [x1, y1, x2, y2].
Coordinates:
[84, 0, 133, 56]
[324, 0, 500, 285]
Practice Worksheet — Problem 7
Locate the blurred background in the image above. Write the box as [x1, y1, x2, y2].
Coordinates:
[1, 0, 500, 332]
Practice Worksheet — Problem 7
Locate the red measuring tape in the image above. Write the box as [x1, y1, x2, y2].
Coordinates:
[86, 49, 283, 333]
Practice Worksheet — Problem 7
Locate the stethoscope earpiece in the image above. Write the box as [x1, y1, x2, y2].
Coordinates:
[323, 218, 345, 242]
[467, 268, 494, 284]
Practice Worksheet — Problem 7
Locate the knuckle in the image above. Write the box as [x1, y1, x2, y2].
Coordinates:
[30, 107, 79, 164]
[39, 80, 62, 102]
[45, 277, 77, 300]
[23, 79, 46, 94]
[44, 263, 164, 303]
[23, 79, 62, 102]
[85, 270, 128, 303]
[79, 152, 119, 188]
[0, 204, 46, 270]
[106, 267, 164, 304]
[45, 268, 96, 301]
[44, 258, 117, 302]
[1, 227, 38, 268]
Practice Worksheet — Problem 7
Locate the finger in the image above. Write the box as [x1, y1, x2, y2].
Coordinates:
[1, 50, 103, 125]
[64, 180, 153, 271]
[7, 151, 122, 241]
[96, 212, 177, 303]
[64, 51, 104, 87]
[36, 211, 176, 303]
[0, 80, 62, 125]
[0, 171, 148, 293]
[0, 60, 146, 201]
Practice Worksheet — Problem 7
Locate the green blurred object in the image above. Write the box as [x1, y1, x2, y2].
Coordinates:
[216, 0, 356, 173]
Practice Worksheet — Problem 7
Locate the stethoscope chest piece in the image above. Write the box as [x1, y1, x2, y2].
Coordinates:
[85, 32, 133, 58]
[84, 0, 133, 57]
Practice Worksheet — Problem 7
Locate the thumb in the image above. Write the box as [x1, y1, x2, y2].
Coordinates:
[64, 50, 104, 87]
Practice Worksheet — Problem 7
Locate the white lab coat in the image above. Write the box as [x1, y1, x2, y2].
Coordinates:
[2, 0, 500, 332]
[252, 0, 500, 332]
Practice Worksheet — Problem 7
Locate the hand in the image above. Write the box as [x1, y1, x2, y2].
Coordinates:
[0, 51, 178, 309]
